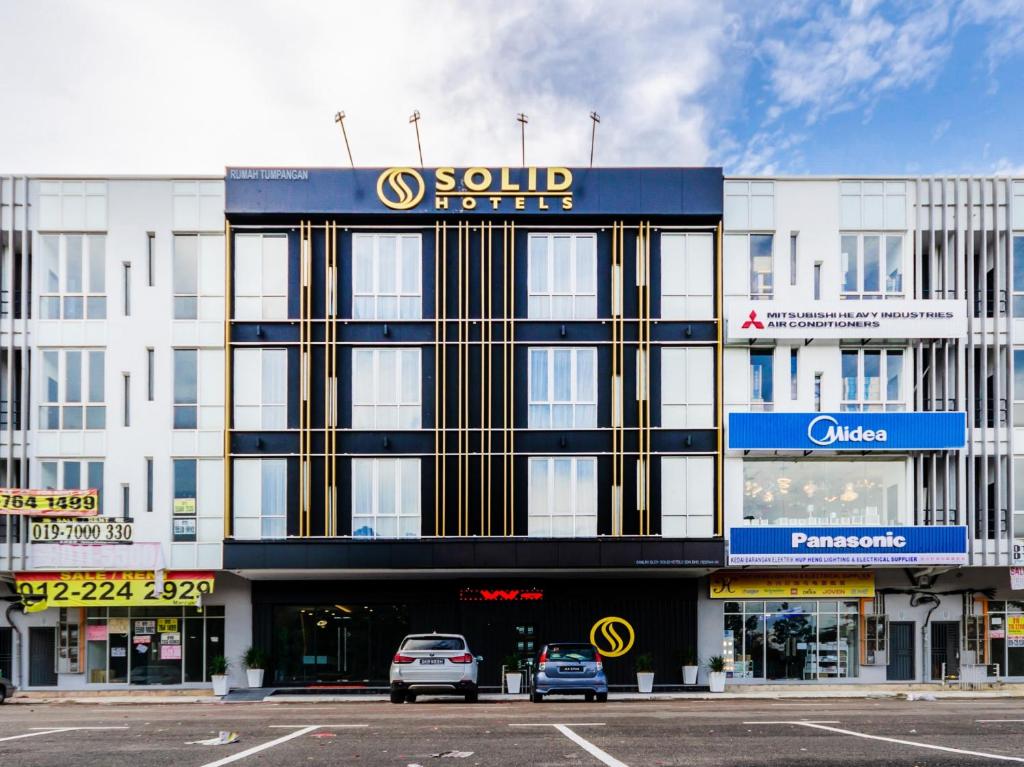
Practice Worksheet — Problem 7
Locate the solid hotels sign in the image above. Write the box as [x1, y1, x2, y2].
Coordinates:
[376, 166, 574, 212]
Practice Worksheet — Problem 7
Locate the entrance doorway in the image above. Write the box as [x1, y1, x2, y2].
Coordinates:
[930, 621, 960, 680]
[29, 627, 57, 687]
[886, 621, 915, 681]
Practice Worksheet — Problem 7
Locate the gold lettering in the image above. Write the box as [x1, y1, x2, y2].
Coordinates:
[464, 167, 492, 192]
[548, 167, 572, 192]
[435, 167, 456, 192]
[527, 167, 537, 192]
[538, 196, 549, 210]
[561, 196, 573, 210]
[489, 196, 502, 210]
[500, 167, 519, 192]
[435, 195, 449, 210]
[515, 196, 525, 210]
[462, 196, 477, 210]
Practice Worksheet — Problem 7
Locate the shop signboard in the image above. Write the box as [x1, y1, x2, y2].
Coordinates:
[0, 488, 99, 517]
[30, 518, 133, 544]
[728, 412, 966, 451]
[729, 526, 969, 566]
[709, 571, 875, 599]
[1013, 540, 1024, 566]
[725, 299, 966, 340]
[1011, 567, 1024, 591]
[14, 570, 215, 612]
[1008, 616, 1024, 648]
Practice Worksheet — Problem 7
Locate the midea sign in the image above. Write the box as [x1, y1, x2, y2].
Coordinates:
[726, 299, 967, 340]
[729, 412, 966, 451]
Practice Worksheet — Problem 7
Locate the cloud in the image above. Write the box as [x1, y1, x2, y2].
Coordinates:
[932, 119, 951, 142]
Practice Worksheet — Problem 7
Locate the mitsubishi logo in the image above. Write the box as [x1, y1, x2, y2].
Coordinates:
[741, 310, 764, 330]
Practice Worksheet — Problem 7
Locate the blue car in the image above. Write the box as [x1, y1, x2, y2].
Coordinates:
[531, 642, 608, 702]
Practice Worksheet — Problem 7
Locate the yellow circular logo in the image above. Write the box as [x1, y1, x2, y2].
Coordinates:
[376, 167, 426, 210]
[589, 616, 635, 658]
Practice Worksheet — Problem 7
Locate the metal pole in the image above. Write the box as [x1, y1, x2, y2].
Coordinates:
[516, 113, 528, 167]
[409, 110, 423, 168]
[589, 112, 600, 168]
[334, 112, 355, 168]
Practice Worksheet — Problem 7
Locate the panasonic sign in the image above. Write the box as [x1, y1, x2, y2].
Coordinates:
[729, 526, 968, 566]
[790, 531, 906, 549]
[729, 412, 965, 451]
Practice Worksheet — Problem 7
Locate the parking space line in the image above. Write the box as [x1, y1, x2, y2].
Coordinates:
[268, 724, 369, 729]
[509, 723, 607, 727]
[978, 720, 1024, 723]
[743, 720, 840, 724]
[0, 726, 129, 743]
[553, 724, 629, 767]
[793, 722, 1024, 763]
[196, 726, 320, 767]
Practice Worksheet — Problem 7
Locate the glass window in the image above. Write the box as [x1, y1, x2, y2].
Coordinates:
[661, 232, 713, 320]
[749, 349, 773, 410]
[790, 348, 798, 400]
[38, 234, 107, 319]
[1014, 237, 1024, 317]
[173, 234, 223, 320]
[351, 458, 420, 539]
[841, 234, 903, 297]
[839, 180, 905, 230]
[173, 349, 198, 429]
[527, 347, 597, 429]
[233, 459, 287, 540]
[743, 459, 906, 526]
[840, 349, 905, 411]
[789, 233, 798, 286]
[352, 233, 422, 320]
[38, 349, 105, 430]
[661, 347, 713, 428]
[234, 233, 289, 321]
[749, 234, 773, 299]
[173, 235, 198, 319]
[39, 460, 104, 514]
[660, 456, 714, 537]
[351, 348, 421, 429]
[527, 457, 597, 537]
[233, 348, 287, 429]
[527, 234, 596, 319]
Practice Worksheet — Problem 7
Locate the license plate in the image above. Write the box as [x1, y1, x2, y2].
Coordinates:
[419, 658, 445, 665]
[560, 665, 584, 672]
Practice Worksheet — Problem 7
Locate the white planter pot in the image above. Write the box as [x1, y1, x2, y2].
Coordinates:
[708, 671, 726, 693]
[636, 672, 654, 694]
[505, 672, 523, 695]
[246, 668, 265, 688]
[683, 665, 698, 685]
[212, 674, 229, 696]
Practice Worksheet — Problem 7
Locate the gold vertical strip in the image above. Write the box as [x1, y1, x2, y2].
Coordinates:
[324, 223, 330, 536]
[502, 221, 509, 536]
[716, 220, 724, 538]
[486, 221, 493, 536]
[441, 221, 448, 537]
[464, 221, 471, 536]
[636, 221, 645, 535]
[480, 223, 486, 536]
[457, 221, 464, 536]
[610, 221, 618, 536]
[298, 221, 306, 537]
[434, 221, 440, 536]
[644, 221, 652, 537]
[509, 221, 516, 536]
[223, 219, 233, 539]
[618, 221, 625, 536]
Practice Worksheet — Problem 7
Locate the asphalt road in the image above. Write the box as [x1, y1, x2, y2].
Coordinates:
[2, 698, 1024, 766]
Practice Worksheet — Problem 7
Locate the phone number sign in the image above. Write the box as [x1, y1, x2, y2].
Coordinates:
[30, 519, 132, 544]
[15, 571, 215, 612]
[0, 488, 98, 517]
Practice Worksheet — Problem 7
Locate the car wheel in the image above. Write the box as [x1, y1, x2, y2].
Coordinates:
[407, 694, 417, 703]
[585, 692, 595, 702]
[389, 690, 405, 704]
[596, 692, 608, 702]
[464, 692, 478, 703]
[531, 692, 543, 703]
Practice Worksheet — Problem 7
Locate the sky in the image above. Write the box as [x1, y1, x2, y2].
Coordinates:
[1, 0, 1022, 176]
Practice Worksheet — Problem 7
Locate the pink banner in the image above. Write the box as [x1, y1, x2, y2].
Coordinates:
[160, 644, 181, 660]
[86, 623, 107, 641]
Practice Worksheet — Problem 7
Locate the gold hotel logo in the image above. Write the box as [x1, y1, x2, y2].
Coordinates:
[376, 167, 573, 211]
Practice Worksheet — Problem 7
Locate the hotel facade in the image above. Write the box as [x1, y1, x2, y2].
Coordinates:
[0, 167, 1022, 690]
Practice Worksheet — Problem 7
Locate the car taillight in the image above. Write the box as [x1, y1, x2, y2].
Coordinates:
[595, 651, 603, 671]
[448, 653, 473, 664]
[393, 653, 415, 664]
[538, 650, 547, 672]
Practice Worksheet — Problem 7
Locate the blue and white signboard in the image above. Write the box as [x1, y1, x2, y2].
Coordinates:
[728, 412, 966, 451]
[729, 526, 969, 566]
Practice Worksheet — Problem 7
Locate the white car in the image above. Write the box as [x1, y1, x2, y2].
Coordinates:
[389, 633, 480, 703]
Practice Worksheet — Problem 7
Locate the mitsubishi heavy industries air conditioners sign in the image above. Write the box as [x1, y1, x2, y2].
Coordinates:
[726, 299, 967, 340]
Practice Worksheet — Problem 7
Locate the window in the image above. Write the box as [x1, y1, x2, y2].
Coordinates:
[234, 233, 288, 321]
[661, 456, 713, 536]
[814, 372, 823, 411]
[749, 234, 773, 298]
[233, 348, 286, 429]
[40, 460, 104, 514]
[1013, 236, 1024, 316]
[352, 348, 421, 429]
[37, 180, 107, 230]
[352, 233, 422, 319]
[841, 349, 905, 411]
[789, 233, 798, 286]
[122, 373, 130, 427]
[661, 233, 713, 319]
[839, 181, 906, 229]
[122, 262, 131, 316]
[749, 349, 773, 410]
[173, 234, 222, 320]
[173, 459, 197, 540]
[40, 349, 105, 430]
[145, 457, 153, 512]
[121, 484, 130, 519]
[661, 347, 714, 428]
[1015, 349, 1024, 423]
[527, 233, 596, 319]
[146, 348, 155, 401]
[39, 234, 106, 319]
[528, 457, 597, 537]
[840, 234, 903, 297]
[173, 349, 197, 428]
[233, 459, 287, 540]
[724, 180, 774, 230]
[814, 263, 822, 300]
[743, 459, 905, 525]
[790, 348, 798, 400]
[351, 458, 420, 538]
[146, 232, 155, 287]
[528, 347, 597, 428]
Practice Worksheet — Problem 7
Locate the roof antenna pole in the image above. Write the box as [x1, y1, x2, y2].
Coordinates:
[589, 111, 601, 168]
[516, 113, 529, 167]
[409, 110, 424, 168]
[334, 111, 355, 168]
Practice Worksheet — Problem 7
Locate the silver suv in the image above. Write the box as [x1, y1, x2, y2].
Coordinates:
[389, 633, 480, 703]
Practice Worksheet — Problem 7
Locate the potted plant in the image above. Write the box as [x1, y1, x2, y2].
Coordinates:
[682, 651, 699, 686]
[242, 646, 267, 689]
[210, 655, 230, 696]
[707, 655, 727, 693]
[635, 652, 655, 694]
[503, 654, 523, 695]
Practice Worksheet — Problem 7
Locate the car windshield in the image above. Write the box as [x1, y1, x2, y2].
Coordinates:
[402, 636, 466, 651]
[547, 645, 596, 661]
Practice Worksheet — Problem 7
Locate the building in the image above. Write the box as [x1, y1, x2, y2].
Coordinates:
[2, 167, 1023, 691]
